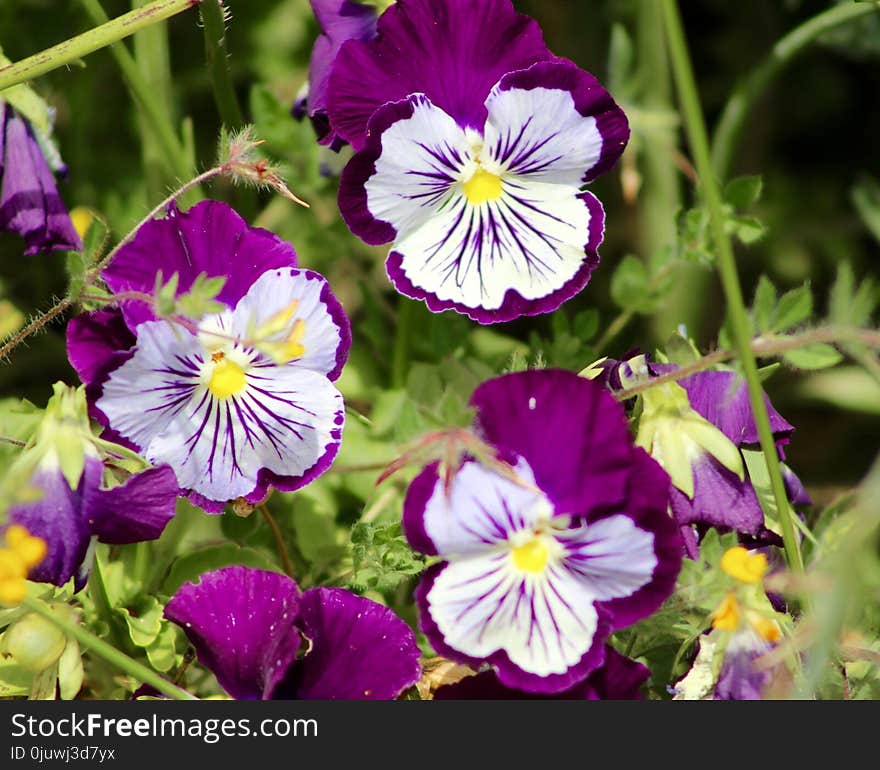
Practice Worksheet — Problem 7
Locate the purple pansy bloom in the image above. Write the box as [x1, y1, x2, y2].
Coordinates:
[0, 102, 81, 255]
[714, 630, 775, 701]
[66, 200, 351, 512]
[293, 0, 379, 150]
[403, 370, 681, 694]
[5, 384, 178, 589]
[164, 566, 422, 700]
[433, 646, 650, 700]
[330, 0, 629, 323]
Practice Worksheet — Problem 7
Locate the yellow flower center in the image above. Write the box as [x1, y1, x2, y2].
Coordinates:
[208, 355, 247, 399]
[511, 536, 550, 573]
[711, 592, 741, 631]
[720, 546, 768, 584]
[750, 615, 781, 643]
[463, 168, 503, 205]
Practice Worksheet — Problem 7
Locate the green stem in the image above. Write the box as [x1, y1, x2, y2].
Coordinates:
[201, 0, 244, 129]
[21, 597, 197, 700]
[711, 1, 880, 180]
[662, 0, 803, 572]
[77, 0, 192, 182]
[391, 297, 415, 388]
[0, 0, 201, 93]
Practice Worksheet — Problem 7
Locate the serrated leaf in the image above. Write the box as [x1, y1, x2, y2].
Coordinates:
[783, 343, 844, 370]
[772, 284, 812, 332]
[731, 215, 766, 245]
[724, 175, 763, 208]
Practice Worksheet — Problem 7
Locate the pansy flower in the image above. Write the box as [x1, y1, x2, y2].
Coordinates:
[330, 0, 629, 323]
[293, 0, 380, 150]
[403, 370, 681, 694]
[65, 200, 351, 511]
[599, 355, 809, 557]
[433, 646, 650, 700]
[5, 383, 178, 589]
[0, 101, 81, 255]
[164, 566, 422, 700]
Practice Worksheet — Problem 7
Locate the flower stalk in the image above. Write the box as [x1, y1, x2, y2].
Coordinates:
[0, 0, 202, 93]
[661, 0, 804, 572]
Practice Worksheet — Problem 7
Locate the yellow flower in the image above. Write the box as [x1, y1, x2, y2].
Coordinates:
[0, 525, 47, 606]
[720, 546, 768, 584]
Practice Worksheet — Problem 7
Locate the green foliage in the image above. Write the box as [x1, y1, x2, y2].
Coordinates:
[349, 521, 426, 596]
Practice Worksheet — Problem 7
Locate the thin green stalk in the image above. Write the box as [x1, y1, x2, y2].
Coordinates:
[662, 0, 803, 572]
[392, 297, 415, 388]
[0, 0, 201, 93]
[133, 1, 178, 199]
[21, 597, 197, 700]
[201, 0, 244, 129]
[711, 1, 880, 180]
[78, 0, 192, 182]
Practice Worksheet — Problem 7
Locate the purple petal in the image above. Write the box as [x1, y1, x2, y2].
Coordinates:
[679, 371, 794, 446]
[285, 587, 421, 700]
[596, 448, 683, 630]
[7, 456, 102, 587]
[326, 0, 553, 151]
[669, 453, 765, 537]
[714, 633, 772, 700]
[433, 646, 648, 700]
[86, 465, 179, 544]
[102, 201, 298, 332]
[493, 59, 629, 183]
[469, 370, 634, 515]
[782, 463, 812, 507]
[303, 0, 379, 148]
[66, 308, 136, 389]
[164, 566, 303, 700]
[0, 104, 81, 255]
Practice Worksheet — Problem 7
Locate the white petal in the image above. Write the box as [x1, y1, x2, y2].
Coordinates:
[423, 458, 548, 556]
[230, 267, 345, 376]
[560, 514, 658, 601]
[483, 84, 603, 185]
[365, 94, 470, 240]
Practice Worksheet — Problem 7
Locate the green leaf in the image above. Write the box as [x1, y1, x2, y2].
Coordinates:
[116, 596, 164, 648]
[162, 545, 277, 595]
[145, 623, 178, 673]
[724, 175, 763, 208]
[0, 655, 33, 697]
[752, 275, 777, 334]
[783, 343, 844, 370]
[730, 215, 766, 245]
[851, 175, 880, 244]
[292, 499, 345, 566]
[771, 283, 813, 332]
[611, 255, 657, 313]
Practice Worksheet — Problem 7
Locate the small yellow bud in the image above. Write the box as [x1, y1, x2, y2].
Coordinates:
[720, 546, 768, 584]
[711, 592, 741, 631]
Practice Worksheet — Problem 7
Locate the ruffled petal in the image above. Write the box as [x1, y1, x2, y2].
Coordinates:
[0, 105, 81, 255]
[102, 201, 298, 331]
[65, 308, 137, 390]
[7, 456, 102, 587]
[284, 587, 421, 700]
[164, 566, 302, 700]
[326, 0, 552, 151]
[470, 370, 634, 516]
[403, 458, 548, 557]
[86, 465, 179, 544]
[228, 268, 351, 381]
[97, 318, 344, 510]
[433, 646, 648, 700]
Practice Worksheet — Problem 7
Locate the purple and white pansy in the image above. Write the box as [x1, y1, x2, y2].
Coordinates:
[164, 566, 422, 700]
[66, 200, 351, 512]
[329, 0, 629, 323]
[403, 370, 681, 694]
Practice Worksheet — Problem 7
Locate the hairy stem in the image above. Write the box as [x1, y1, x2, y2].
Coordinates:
[21, 597, 197, 700]
[711, 2, 880, 180]
[0, 0, 202, 93]
[663, 0, 807, 571]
